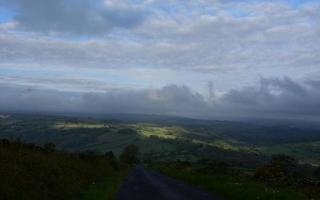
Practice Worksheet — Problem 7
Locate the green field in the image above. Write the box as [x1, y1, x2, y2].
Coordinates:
[1, 114, 320, 165]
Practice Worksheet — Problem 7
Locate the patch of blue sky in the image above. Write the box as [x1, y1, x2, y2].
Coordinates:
[223, 0, 319, 17]
[16, 31, 95, 43]
[63, 0, 101, 10]
[0, 7, 14, 23]
[201, 7, 216, 17]
[56, 35, 93, 42]
[0, 67, 61, 78]
[226, 0, 319, 7]
[282, 0, 320, 8]
[224, 8, 251, 18]
[155, 3, 180, 15]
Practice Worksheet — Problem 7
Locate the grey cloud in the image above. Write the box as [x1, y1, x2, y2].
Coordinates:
[0, 1, 320, 121]
[306, 80, 320, 90]
[0, 84, 208, 117]
[260, 78, 307, 96]
[220, 77, 320, 118]
[83, 85, 207, 116]
[133, 2, 320, 71]
[0, 33, 149, 68]
[0, 1, 319, 73]
[0, 83, 83, 113]
[0, 0, 145, 36]
[0, 75, 114, 93]
[1, 77, 320, 120]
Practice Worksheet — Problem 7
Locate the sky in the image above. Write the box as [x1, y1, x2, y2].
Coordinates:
[0, 0, 319, 120]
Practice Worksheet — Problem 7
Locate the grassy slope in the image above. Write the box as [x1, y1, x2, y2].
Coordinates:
[154, 166, 309, 200]
[0, 140, 124, 200]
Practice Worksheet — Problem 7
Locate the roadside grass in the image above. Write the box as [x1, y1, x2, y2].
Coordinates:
[154, 166, 308, 200]
[81, 170, 128, 200]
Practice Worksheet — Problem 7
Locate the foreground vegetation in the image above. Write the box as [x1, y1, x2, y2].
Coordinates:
[150, 157, 320, 200]
[0, 139, 130, 200]
[1, 114, 320, 165]
[1, 114, 320, 199]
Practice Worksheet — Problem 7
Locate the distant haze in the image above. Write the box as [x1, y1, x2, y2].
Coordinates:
[0, 0, 319, 121]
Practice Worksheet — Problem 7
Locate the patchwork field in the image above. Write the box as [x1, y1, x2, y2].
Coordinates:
[1, 114, 320, 165]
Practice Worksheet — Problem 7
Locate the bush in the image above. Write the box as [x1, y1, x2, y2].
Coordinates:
[119, 144, 140, 165]
[105, 151, 119, 170]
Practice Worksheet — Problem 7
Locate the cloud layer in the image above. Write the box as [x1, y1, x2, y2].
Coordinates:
[0, 0, 145, 36]
[0, 0, 319, 120]
[1, 77, 320, 120]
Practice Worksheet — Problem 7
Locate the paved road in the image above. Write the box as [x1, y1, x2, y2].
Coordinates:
[116, 165, 223, 200]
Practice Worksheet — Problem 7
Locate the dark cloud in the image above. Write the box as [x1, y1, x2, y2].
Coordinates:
[0, 83, 82, 113]
[1, 77, 320, 120]
[83, 85, 207, 116]
[0, 84, 207, 117]
[220, 77, 320, 118]
[0, 0, 145, 36]
[222, 77, 307, 106]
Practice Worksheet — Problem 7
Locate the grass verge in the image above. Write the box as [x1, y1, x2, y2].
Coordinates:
[153, 166, 309, 200]
[81, 168, 131, 200]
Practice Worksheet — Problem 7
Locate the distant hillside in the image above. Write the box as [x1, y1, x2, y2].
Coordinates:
[1, 113, 320, 165]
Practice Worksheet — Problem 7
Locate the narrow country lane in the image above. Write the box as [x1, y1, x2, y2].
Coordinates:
[116, 165, 224, 200]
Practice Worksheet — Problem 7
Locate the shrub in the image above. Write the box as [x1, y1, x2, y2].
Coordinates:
[105, 151, 119, 170]
[119, 144, 140, 165]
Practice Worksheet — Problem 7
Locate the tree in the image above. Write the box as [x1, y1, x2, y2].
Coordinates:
[119, 144, 140, 165]
[105, 151, 119, 170]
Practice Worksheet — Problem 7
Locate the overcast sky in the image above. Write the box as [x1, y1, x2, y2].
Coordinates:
[0, 0, 319, 120]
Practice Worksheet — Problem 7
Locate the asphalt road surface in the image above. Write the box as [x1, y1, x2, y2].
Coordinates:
[116, 165, 224, 200]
